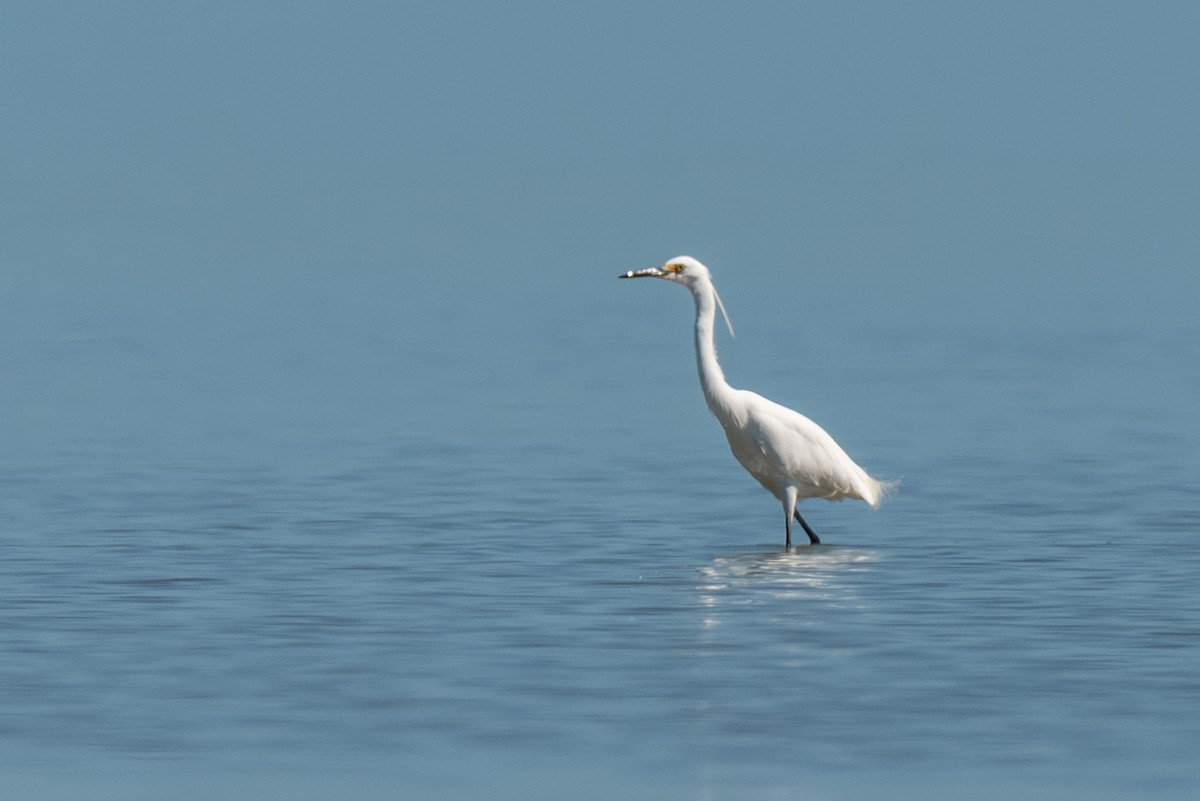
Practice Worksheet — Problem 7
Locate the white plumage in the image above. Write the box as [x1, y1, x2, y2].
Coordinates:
[620, 255, 889, 547]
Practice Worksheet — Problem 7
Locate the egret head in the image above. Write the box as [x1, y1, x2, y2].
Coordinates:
[619, 255, 734, 337]
[620, 255, 710, 286]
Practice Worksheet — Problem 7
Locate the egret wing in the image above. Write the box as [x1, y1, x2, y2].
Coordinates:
[738, 391, 875, 503]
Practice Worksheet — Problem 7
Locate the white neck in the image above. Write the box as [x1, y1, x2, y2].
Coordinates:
[691, 278, 736, 415]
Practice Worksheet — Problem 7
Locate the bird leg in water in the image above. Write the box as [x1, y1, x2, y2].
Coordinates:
[793, 510, 821, 545]
[784, 487, 820, 547]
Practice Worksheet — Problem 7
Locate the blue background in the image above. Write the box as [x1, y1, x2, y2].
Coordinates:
[2, 3, 1198, 799]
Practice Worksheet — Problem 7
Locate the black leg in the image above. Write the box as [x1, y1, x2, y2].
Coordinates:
[785, 512, 793, 549]
[793, 510, 820, 545]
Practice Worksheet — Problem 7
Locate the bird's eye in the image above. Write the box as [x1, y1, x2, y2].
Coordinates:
[665, 263, 684, 273]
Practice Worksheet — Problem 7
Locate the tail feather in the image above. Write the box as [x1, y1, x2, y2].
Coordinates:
[861, 475, 899, 509]
[846, 465, 898, 509]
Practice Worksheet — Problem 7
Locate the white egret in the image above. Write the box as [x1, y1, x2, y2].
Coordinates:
[620, 256, 890, 548]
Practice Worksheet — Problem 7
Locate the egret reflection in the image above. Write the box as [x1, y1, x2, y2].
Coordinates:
[697, 547, 878, 619]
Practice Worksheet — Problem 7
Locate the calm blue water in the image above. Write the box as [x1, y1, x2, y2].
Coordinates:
[3, 3, 1199, 799]
[3, 307, 1197, 799]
